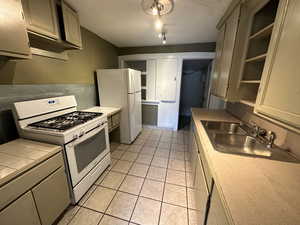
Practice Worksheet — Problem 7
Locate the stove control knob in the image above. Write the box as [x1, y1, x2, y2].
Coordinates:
[73, 134, 78, 140]
[79, 131, 84, 137]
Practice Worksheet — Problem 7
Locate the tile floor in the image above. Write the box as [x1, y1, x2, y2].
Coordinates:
[57, 128, 203, 225]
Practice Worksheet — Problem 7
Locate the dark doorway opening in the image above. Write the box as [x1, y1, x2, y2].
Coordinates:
[178, 59, 212, 130]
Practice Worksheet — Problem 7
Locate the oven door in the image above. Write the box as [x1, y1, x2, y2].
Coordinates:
[65, 122, 110, 187]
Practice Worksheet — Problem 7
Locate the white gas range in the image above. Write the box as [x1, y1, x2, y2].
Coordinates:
[13, 95, 111, 203]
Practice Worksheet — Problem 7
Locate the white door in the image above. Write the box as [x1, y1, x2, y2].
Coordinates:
[128, 93, 136, 142]
[156, 58, 178, 102]
[127, 69, 135, 94]
[135, 91, 142, 135]
[133, 70, 141, 92]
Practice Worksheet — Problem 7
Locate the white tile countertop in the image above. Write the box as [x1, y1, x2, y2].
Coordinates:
[84, 106, 121, 117]
[0, 139, 62, 187]
[191, 108, 300, 225]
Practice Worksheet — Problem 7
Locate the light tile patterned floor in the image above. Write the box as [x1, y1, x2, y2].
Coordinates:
[57, 128, 204, 225]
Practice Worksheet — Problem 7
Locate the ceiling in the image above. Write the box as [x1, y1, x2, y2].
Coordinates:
[66, 0, 232, 47]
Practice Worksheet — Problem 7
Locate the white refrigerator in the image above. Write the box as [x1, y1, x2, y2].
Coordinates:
[96, 69, 142, 144]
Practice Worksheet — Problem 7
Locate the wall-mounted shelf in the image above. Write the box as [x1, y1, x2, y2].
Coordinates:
[239, 0, 279, 108]
[240, 80, 261, 84]
[240, 100, 255, 107]
[249, 23, 274, 40]
[245, 53, 267, 63]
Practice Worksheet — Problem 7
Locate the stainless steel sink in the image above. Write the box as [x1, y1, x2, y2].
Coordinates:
[202, 120, 298, 162]
[208, 133, 272, 157]
[201, 121, 246, 135]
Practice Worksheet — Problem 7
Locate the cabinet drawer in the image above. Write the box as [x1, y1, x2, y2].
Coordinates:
[32, 167, 70, 225]
[112, 113, 120, 127]
[0, 191, 41, 225]
[0, 152, 64, 210]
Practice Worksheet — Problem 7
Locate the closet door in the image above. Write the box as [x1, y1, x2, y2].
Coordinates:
[156, 58, 178, 102]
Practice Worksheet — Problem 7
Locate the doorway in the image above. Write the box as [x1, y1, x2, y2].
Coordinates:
[178, 59, 212, 129]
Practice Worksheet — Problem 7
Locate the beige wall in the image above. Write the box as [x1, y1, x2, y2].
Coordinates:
[0, 27, 118, 84]
[118, 42, 216, 55]
[227, 102, 300, 158]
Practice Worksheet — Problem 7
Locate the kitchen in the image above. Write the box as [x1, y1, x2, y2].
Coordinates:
[0, 0, 300, 225]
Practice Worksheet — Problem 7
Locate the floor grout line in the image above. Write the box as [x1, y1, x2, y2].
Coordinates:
[61, 128, 193, 225]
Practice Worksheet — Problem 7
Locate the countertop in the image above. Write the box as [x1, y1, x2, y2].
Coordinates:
[191, 108, 300, 225]
[84, 106, 121, 117]
[0, 139, 62, 187]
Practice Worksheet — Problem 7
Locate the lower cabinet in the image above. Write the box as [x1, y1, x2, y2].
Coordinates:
[0, 152, 70, 225]
[190, 120, 230, 225]
[0, 191, 41, 225]
[206, 182, 229, 225]
[32, 167, 70, 225]
[108, 112, 121, 132]
[190, 123, 210, 225]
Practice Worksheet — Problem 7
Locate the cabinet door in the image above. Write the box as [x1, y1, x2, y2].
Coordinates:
[211, 26, 226, 96]
[0, 191, 41, 225]
[216, 5, 241, 98]
[22, 0, 60, 39]
[206, 183, 229, 225]
[62, 1, 82, 48]
[156, 58, 178, 102]
[32, 167, 70, 225]
[194, 154, 209, 224]
[255, 0, 300, 130]
[0, 0, 30, 58]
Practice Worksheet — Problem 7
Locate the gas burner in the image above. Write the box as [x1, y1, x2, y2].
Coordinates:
[29, 111, 103, 131]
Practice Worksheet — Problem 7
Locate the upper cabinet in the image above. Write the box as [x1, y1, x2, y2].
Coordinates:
[235, 0, 280, 106]
[22, 0, 60, 40]
[21, 0, 82, 51]
[213, 0, 300, 130]
[211, 25, 225, 96]
[61, 1, 82, 48]
[255, 0, 300, 131]
[0, 0, 30, 59]
[211, 4, 241, 99]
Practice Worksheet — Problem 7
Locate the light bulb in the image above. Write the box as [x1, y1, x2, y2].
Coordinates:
[155, 19, 163, 30]
[162, 39, 166, 45]
[158, 33, 162, 39]
[152, 6, 158, 15]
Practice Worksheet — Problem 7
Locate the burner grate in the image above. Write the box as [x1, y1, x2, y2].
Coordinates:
[29, 111, 103, 131]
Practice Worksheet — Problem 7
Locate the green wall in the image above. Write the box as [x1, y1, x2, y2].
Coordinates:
[0, 27, 118, 84]
[118, 42, 216, 55]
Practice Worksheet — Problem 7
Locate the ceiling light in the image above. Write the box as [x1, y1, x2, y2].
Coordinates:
[158, 33, 163, 38]
[162, 33, 167, 45]
[142, 0, 174, 16]
[155, 18, 163, 30]
[151, 5, 158, 15]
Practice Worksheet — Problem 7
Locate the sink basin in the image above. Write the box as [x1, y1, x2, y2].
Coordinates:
[208, 133, 299, 162]
[202, 121, 246, 135]
[208, 133, 271, 157]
